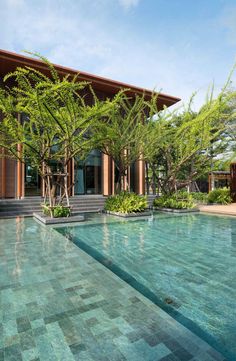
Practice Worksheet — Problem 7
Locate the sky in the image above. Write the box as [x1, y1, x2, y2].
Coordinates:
[1, 0, 236, 109]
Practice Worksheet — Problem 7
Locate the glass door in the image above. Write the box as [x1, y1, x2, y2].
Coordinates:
[24, 163, 41, 196]
[74, 150, 102, 195]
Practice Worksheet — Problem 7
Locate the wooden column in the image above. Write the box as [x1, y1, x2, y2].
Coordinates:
[112, 160, 115, 195]
[127, 165, 130, 192]
[230, 163, 236, 202]
[1, 148, 6, 198]
[102, 154, 112, 196]
[135, 159, 145, 195]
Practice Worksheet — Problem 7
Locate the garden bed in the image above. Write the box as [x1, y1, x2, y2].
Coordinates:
[33, 212, 84, 225]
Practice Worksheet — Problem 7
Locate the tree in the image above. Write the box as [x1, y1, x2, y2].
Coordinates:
[93, 93, 149, 192]
[143, 89, 233, 195]
[0, 53, 112, 216]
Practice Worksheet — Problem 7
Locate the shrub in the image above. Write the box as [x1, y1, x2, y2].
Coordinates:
[191, 192, 208, 203]
[105, 192, 147, 213]
[53, 205, 71, 218]
[42, 204, 71, 218]
[207, 188, 232, 205]
[153, 192, 195, 209]
[174, 190, 208, 203]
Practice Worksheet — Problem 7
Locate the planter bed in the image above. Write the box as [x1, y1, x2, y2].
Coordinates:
[154, 207, 199, 213]
[33, 212, 84, 225]
[104, 210, 152, 218]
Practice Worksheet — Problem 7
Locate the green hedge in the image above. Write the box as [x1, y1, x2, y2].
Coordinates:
[153, 192, 195, 209]
[207, 188, 232, 205]
[105, 192, 148, 213]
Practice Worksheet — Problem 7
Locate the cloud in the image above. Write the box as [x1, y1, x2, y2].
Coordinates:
[1, 0, 234, 112]
[118, 0, 140, 11]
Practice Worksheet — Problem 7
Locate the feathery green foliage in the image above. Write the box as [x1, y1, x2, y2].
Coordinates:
[143, 85, 234, 195]
[0, 53, 113, 215]
[93, 93, 149, 192]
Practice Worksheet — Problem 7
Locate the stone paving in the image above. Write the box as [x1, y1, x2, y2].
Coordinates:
[200, 203, 236, 216]
[0, 217, 227, 361]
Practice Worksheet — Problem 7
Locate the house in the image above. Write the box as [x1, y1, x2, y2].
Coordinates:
[0, 49, 180, 199]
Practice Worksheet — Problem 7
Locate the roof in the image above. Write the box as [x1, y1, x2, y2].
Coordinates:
[209, 171, 230, 175]
[0, 49, 181, 109]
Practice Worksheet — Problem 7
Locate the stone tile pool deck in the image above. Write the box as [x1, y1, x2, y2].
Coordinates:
[0, 217, 227, 361]
[199, 203, 236, 217]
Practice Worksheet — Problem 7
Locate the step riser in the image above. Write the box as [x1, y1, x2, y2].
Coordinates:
[0, 205, 105, 211]
[0, 199, 106, 205]
[0, 201, 106, 208]
[0, 196, 155, 217]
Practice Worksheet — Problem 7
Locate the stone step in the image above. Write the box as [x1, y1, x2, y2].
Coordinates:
[0, 204, 104, 215]
[0, 195, 155, 217]
[0, 209, 102, 217]
[0, 200, 106, 208]
[0, 197, 105, 205]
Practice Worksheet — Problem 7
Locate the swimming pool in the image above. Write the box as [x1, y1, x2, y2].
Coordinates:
[57, 213, 236, 360]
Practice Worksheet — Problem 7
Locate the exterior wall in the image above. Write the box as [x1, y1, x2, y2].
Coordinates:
[0, 110, 18, 198]
[0, 154, 17, 198]
[0, 153, 146, 198]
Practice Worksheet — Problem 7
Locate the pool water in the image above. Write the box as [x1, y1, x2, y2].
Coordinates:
[57, 213, 236, 359]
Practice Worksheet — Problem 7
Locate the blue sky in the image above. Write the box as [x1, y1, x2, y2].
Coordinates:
[1, 0, 236, 109]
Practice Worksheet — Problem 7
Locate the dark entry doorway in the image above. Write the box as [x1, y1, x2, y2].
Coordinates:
[24, 163, 41, 196]
[74, 150, 102, 195]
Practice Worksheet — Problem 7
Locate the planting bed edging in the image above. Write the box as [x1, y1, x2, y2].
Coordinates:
[33, 212, 84, 225]
[154, 207, 199, 213]
[104, 210, 152, 218]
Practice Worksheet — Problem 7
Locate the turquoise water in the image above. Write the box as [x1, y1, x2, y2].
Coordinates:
[57, 213, 236, 359]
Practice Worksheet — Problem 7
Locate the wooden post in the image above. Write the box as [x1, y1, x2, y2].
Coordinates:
[230, 163, 236, 202]
[102, 154, 112, 196]
[135, 159, 145, 195]
[208, 174, 211, 193]
[1, 148, 6, 198]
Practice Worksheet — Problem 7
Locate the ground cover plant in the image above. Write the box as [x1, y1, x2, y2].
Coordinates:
[105, 192, 147, 213]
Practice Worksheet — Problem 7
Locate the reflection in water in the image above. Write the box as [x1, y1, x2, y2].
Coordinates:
[230, 219, 236, 249]
[13, 217, 24, 278]
[103, 222, 110, 249]
[123, 235, 129, 246]
[139, 232, 144, 252]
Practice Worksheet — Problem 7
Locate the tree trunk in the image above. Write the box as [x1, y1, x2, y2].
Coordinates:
[64, 164, 70, 207]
